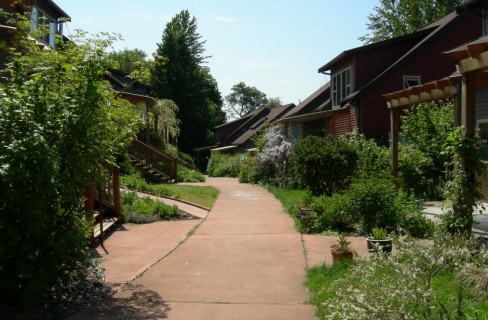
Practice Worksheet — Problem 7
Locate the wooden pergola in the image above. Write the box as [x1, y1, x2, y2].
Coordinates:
[385, 34, 488, 183]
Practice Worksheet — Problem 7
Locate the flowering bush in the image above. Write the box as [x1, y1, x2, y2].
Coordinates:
[311, 234, 488, 320]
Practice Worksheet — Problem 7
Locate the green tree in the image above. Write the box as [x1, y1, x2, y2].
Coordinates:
[151, 99, 181, 145]
[399, 101, 455, 198]
[107, 48, 152, 85]
[0, 15, 139, 308]
[150, 10, 224, 153]
[225, 81, 269, 118]
[360, 0, 464, 44]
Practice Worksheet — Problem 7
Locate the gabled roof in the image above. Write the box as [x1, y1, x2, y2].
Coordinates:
[282, 83, 330, 119]
[318, 27, 435, 73]
[321, 10, 462, 106]
[230, 104, 295, 146]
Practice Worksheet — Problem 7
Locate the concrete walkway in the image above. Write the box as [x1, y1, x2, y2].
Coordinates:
[72, 178, 320, 320]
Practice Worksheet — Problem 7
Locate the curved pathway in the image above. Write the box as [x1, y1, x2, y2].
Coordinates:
[72, 177, 317, 320]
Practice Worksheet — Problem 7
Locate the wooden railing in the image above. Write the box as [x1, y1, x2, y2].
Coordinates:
[85, 161, 121, 218]
[147, 143, 200, 172]
[129, 139, 177, 181]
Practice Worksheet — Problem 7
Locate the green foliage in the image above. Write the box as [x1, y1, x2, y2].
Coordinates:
[150, 10, 225, 153]
[345, 132, 390, 179]
[290, 136, 358, 196]
[225, 81, 269, 118]
[330, 233, 354, 255]
[178, 150, 195, 166]
[308, 234, 488, 319]
[177, 166, 205, 183]
[304, 193, 355, 233]
[106, 48, 152, 85]
[360, 0, 464, 44]
[206, 152, 242, 177]
[0, 12, 140, 307]
[121, 172, 177, 197]
[442, 127, 485, 235]
[399, 101, 455, 199]
[298, 177, 432, 236]
[121, 191, 179, 223]
[370, 227, 388, 240]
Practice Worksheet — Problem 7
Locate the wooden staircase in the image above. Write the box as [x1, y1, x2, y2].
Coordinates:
[128, 139, 177, 183]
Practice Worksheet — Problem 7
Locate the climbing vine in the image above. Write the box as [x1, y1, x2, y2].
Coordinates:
[443, 127, 485, 235]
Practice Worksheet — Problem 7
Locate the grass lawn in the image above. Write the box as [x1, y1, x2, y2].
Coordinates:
[265, 185, 307, 215]
[164, 184, 219, 209]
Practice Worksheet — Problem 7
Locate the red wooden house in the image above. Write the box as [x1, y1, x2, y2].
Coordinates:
[285, 6, 484, 141]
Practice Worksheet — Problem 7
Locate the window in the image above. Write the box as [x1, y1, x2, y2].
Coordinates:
[403, 75, 421, 89]
[30, 7, 61, 46]
[477, 119, 488, 158]
[332, 67, 351, 107]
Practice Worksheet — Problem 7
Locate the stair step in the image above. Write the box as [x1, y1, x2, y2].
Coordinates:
[93, 216, 119, 239]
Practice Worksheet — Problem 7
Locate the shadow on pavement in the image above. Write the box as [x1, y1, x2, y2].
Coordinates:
[71, 284, 171, 320]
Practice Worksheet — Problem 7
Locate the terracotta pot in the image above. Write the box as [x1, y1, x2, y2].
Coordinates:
[367, 238, 393, 253]
[331, 250, 354, 262]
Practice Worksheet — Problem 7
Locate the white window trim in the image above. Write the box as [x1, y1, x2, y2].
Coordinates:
[332, 66, 352, 108]
[403, 75, 421, 89]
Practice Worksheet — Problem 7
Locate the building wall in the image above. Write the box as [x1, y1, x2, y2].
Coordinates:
[328, 107, 358, 136]
[361, 12, 482, 139]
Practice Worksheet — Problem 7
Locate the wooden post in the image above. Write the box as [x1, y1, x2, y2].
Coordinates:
[462, 72, 476, 139]
[112, 166, 121, 218]
[145, 102, 151, 144]
[390, 107, 400, 183]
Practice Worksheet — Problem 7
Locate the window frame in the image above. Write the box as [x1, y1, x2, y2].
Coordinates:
[403, 75, 421, 89]
[332, 67, 352, 107]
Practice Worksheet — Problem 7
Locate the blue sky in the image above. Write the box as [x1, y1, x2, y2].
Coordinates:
[54, 0, 378, 106]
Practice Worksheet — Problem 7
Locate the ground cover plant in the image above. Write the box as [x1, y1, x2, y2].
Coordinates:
[121, 191, 180, 223]
[306, 234, 488, 320]
[177, 165, 205, 183]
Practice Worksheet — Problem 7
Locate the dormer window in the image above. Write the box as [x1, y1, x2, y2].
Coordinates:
[403, 75, 421, 89]
[30, 6, 63, 46]
[332, 67, 351, 107]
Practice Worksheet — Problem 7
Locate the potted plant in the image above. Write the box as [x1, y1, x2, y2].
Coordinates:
[367, 227, 393, 253]
[331, 233, 356, 262]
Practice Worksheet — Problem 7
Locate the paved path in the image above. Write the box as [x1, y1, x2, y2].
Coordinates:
[72, 178, 318, 320]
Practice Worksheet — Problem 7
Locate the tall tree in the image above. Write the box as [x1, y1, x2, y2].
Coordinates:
[359, 0, 465, 44]
[225, 82, 269, 119]
[150, 10, 224, 153]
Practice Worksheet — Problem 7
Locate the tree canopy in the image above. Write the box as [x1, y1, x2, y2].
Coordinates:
[359, 0, 465, 44]
[107, 48, 152, 85]
[225, 82, 269, 119]
[0, 14, 139, 308]
[150, 10, 225, 153]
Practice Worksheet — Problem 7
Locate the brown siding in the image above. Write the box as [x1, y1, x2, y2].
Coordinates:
[328, 107, 358, 136]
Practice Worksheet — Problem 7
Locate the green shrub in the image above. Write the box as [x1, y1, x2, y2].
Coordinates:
[121, 172, 176, 198]
[121, 191, 179, 223]
[345, 132, 390, 179]
[178, 151, 195, 166]
[347, 177, 402, 232]
[207, 152, 242, 177]
[238, 156, 259, 184]
[177, 166, 205, 183]
[305, 193, 355, 233]
[290, 136, 357, 196]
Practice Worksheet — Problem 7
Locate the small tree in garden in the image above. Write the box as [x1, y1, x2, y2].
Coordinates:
[0, 14, 139, 309]
[256, 125, 294, 187]
[400, 101, 454, 199]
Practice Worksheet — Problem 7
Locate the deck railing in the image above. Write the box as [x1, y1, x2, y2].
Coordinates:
[129, 139, 177, 181]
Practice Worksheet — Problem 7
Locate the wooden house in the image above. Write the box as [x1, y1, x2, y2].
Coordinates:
[288, 6, 484, 141]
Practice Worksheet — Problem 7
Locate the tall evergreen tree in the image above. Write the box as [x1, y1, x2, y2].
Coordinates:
[360, 0, 465, 44]
[150, 10, 224, 153]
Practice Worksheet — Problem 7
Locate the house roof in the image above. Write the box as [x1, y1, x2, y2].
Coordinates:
[333, 10, 461, 106]
[282, 82, 330, 119]
[231, 104, 295, 146]
[318, 27, 435, 73]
